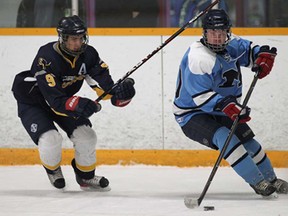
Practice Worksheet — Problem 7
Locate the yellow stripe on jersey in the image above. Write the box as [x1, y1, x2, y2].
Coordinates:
[51, 108, 69, 117]
[93, 87, 112, 100]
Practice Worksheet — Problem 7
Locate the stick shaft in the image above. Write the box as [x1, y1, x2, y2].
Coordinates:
[95, 0, 220, 102]
[197, 74, 259, 206]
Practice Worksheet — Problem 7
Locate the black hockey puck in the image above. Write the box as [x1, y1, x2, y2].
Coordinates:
[204, 206, 215, 211]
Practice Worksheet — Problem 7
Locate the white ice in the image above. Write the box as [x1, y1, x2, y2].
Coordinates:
[0, 165, 287, 216]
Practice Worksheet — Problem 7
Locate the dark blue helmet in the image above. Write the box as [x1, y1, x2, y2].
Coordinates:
[202, 9, 231, 30]
[202, 9, 231, 52]
[57, 15, 88, 56]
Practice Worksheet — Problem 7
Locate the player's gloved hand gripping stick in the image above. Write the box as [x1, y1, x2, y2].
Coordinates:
[94, 0, 221, 103]
[252, 46, 277, 79]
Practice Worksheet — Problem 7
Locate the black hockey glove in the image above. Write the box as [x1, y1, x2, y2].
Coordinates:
[215, 96, 251, 123]
[111, 78, 136, 107]
[65, 96, 101, 118]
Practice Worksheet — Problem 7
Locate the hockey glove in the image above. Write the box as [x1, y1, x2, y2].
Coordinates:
[65, 96, 101, 118]
[111, 78, 136, 107]
[215, 96, 251, 123]
[252, 45, 277, 79]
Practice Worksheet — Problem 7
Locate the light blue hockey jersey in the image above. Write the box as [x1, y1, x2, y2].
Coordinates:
[173, 36, 260, 126]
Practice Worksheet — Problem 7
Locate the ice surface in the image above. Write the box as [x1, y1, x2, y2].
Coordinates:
[0, 165, 287, 216]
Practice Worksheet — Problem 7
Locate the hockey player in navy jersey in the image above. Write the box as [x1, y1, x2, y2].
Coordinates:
[12, 15, 135, 191]
[173, 9, 287, 196]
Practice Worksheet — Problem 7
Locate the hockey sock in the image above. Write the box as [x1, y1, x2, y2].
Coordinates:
[213, 127, 264, 185]
[243, 139, 276, 182]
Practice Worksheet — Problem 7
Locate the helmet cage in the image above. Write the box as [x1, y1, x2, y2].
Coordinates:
[203, 29, 231, 52]
[58, 33, 89, 57]
[202, 9, 232, 52]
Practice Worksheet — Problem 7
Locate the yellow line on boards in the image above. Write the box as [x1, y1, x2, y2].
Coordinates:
[0, 149, 287, 168]
[0, 28, 288, 36]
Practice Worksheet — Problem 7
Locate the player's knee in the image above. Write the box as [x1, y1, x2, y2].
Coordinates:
[214, 127, 252, 167]
[38, 130, 63, 168]
[71, 125, 97, 167]
[71, 125, 97, 144]
[38, 130, 63, 148]
[71, 125, 97, 152]
[213, 126, 236, 149]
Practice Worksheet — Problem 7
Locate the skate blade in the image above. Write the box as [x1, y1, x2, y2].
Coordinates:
[262, 192, 278, 200]
[80, 185, 111, 192]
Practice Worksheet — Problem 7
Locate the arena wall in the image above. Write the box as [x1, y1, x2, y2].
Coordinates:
[0, 28, 287, 167]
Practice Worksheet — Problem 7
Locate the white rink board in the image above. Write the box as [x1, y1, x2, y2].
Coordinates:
[0, 35, 288, 150]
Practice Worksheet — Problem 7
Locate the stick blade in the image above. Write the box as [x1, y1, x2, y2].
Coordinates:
[184, 197, 199, 209]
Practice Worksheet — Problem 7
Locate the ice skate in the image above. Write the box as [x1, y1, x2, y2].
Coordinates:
[271, 178, 288, 194]
[75, 173, 111, 191]
[71, 159, 110, 191]
[250, 179, 276, 196]
[45, 166, 65, 189]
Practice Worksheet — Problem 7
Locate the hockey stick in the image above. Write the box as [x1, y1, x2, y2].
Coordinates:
[95, 0, 220, 102]
[184, 73, 259, 209]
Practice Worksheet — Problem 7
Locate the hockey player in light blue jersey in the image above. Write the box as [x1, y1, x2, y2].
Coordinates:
[173, 9, 287, 197]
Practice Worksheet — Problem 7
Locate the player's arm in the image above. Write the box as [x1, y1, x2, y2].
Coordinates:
[228, 36, 254, 67]
[87, 54, 136, 107]
[231, 36, 277, 79]
[86, 59, 114, 100]
[36, 71, 101, 118]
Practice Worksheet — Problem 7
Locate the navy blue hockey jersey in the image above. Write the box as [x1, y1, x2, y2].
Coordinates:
[12, 42, 114, 118]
